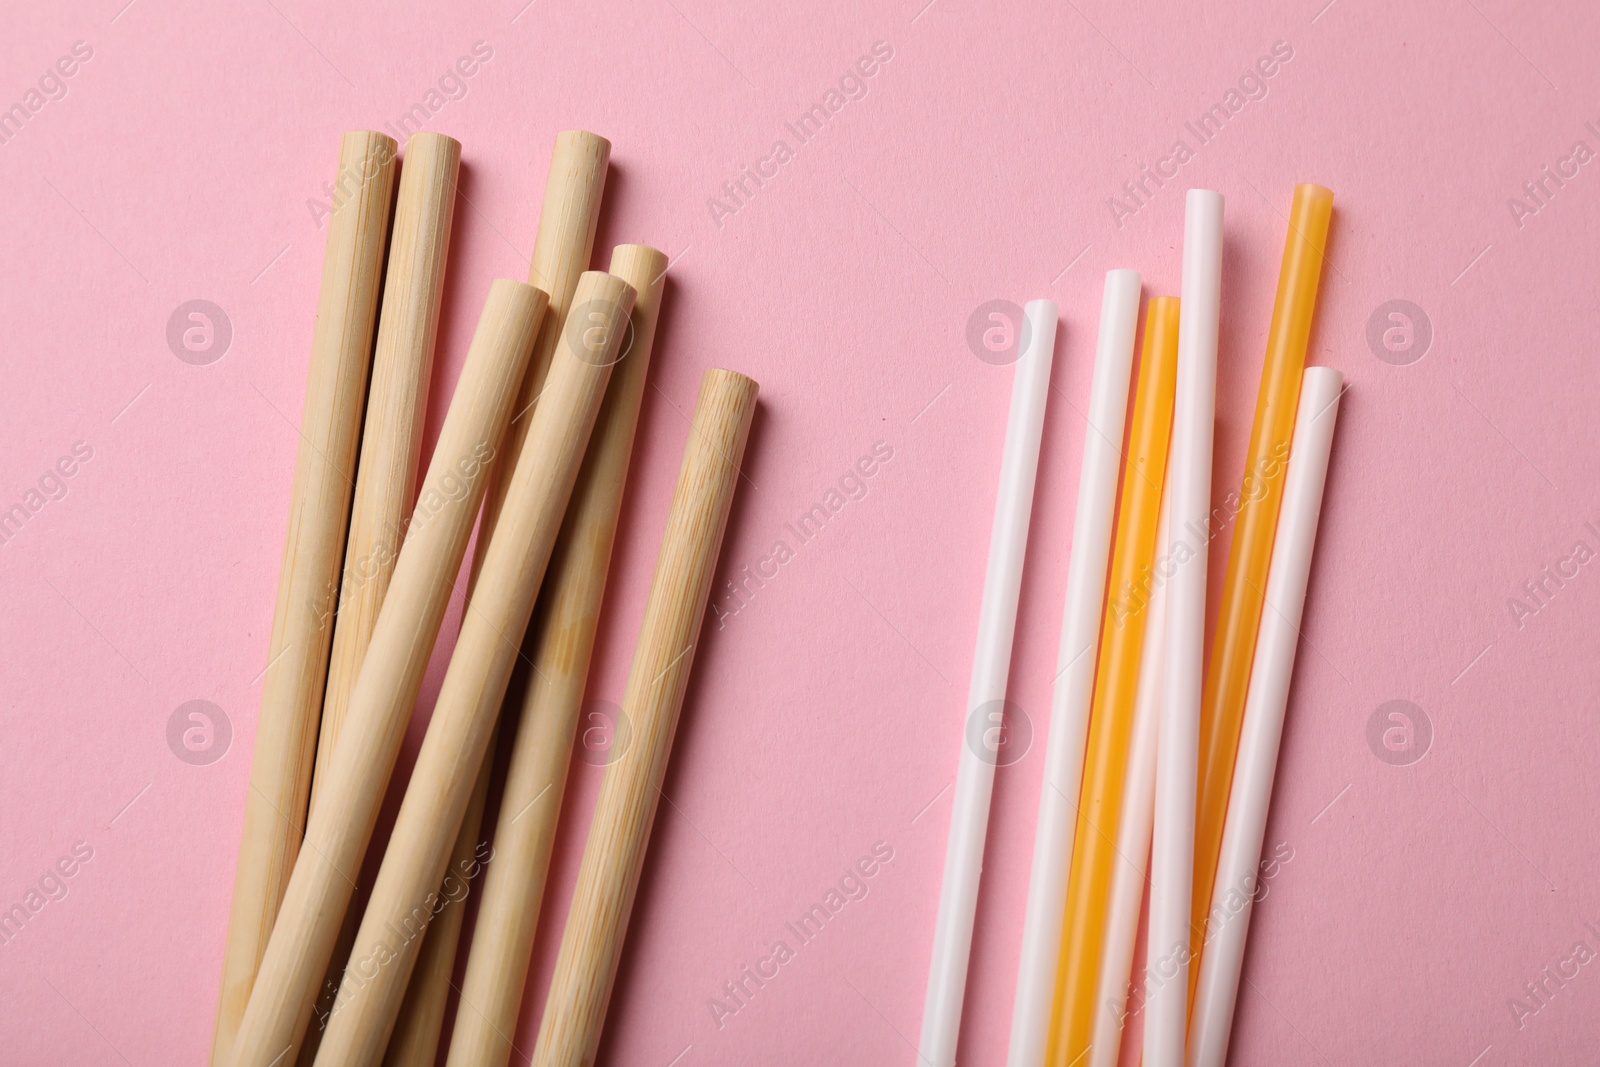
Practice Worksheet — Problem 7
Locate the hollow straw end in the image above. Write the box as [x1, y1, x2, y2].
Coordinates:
[401, 129, 463, 159]
[555, 129, 613, 163]
[1023, 297, 1060, 323]
[1186, 187, 1225, 219]
[1299, 366, 1345, 419]
[1294, 182, 1335, 207]
[1103, 267, 1141, 291]
[609, 244, 670, 287]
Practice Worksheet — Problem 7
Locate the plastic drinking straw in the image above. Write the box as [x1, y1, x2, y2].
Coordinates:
[1045, 296, 1178, 1067]
[1146, 188, 1223, 1067]
[1006, 272, 1140, 1067]
[1187, 367, 1342, 1067]
[918, 299, 1058, 1067]
[1089, 490, 1172, 1067]
[1188, 183, 1333, 1009]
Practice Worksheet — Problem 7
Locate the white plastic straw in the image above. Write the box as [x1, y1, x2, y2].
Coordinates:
[1186, 367, 1342, 1067]
[919, 298, 1057, 1067]
[1089, 489, 1172, 1067]
[1146, 188, 1224, 1067]
[1005, 270, 1141, 1067]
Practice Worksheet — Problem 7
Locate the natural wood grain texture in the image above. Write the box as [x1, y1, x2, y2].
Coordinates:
[530, 368, 759, 1067]
[313, 273, 637, 1067]
[228, 280, 546, 1067]
[296, 131, 462, 1067]
[378, 741, 496, 1067]
[315, 131, 462, 799]
[374, 134, 614, 1067]
[475, 130, 610, 577]
[444, 245, 669, 1067]
[211, 129, 398, 1067]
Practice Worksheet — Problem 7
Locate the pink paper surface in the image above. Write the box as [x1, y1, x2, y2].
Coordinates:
[2, 1, 1596, 1064]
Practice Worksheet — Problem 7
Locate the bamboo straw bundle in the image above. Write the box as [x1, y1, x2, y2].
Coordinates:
[444, 244, 669, 1067]
[212, 130, 397, 1067]
[314, 132, 462, 800]
[311, 272, 636, 1067]
[227, 280, 545, 1067]
[379, 130, 614, 1067]
[298, 130, 461, 1064]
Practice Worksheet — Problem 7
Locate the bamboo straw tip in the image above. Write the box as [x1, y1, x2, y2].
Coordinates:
[575, 269, 637, 306]
[554, 129, 612, 160]
[343, 129, 399, 155]
[609, 244, 669, 281]
[701, 368, 760, 407]
[486, 277, 550, 320]
[403, 130, 463, 158]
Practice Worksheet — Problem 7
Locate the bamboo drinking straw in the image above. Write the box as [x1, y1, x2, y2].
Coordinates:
[1146, 189, 1223, 1067]
[1046, 295, 1179, 1067]
[444, 245, 668, 1067]
[478, 130, 611, 565]
[529, 368, 758, 1067]
[212, 129, 397, 1067]
[227, 280, 546, 1067]
[1008, 274, 1139, 1067]
[314, 131, 462, 799]
[378, 741, 494, 1067]
[313, 273, 636, 1067]
[1088, 492, 1172, 1067]
[1188, 184, 1333, 1005]
[297, 132, 461, 1065]
[920, 299, 1058, 1067]
[1187, 368, 1341, 1067]
[375, 131, 613, 1066]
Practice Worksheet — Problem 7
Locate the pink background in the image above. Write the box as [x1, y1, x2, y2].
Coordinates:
[2, 0, 1597, 1064]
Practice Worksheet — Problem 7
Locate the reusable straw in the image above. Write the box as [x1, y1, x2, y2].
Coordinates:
[1089, 492, 1172, 1067]
[1187, 367, 1342, 1067]
[379, 755, 492, 1067]
[1046, 295, 1179, 1067]
[919, 298, 1058, 1067]
[478, 130, 611, 565]
[1146, 188, 1223, 1067]
[313, 274, 635, 1067]
[444, 245, 669, 1067]
[226, 280, 546, 1067]
[314, 132, 462, 800]
[530, 369, 758, 1067]
[1189, 183, 1333, 1004]
[1008, 275, 1138, 1067]
[212, 129, 396, 1067]
[381, 131, 612, 1067]
[299, 131, 459, 1066]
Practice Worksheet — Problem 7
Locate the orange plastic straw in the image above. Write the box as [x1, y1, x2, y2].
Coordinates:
[1188, 183, 1333, 1007]
[1045, 296, 1179, 1067]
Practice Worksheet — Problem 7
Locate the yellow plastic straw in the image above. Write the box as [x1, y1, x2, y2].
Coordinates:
[1188, 183, 1333, 1008]
[1046, 296, 1179, 1067]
